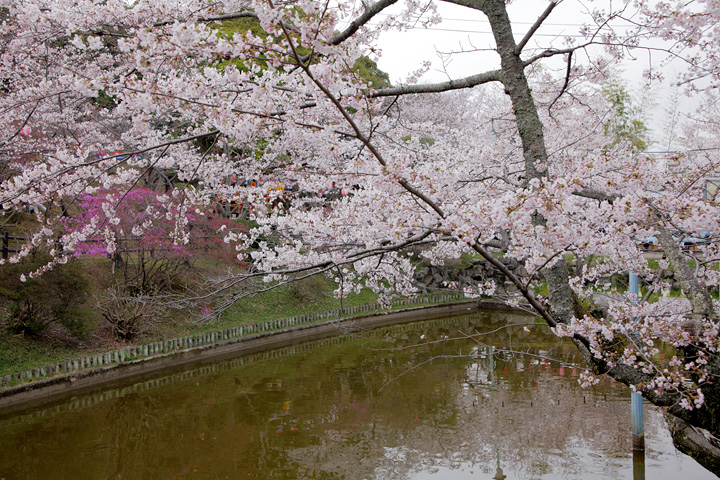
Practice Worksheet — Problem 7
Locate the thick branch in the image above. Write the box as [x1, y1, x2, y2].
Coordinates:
[571, 187, 619, 203]
[482, 0, 548, 181]
[666, 414, 720, 476]
[584, 343, 720, 440]
[331, 0, 400, 45]
[370, 70, 502, 97]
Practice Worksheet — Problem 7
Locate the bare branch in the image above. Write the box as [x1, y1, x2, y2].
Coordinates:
[515, 1, 558, 54]
[522, 46, 585, 66]
[370, 70, 503, 97]
[547, 51, 573, 116]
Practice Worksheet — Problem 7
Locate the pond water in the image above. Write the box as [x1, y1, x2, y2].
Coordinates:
[0, 310, 715, 480]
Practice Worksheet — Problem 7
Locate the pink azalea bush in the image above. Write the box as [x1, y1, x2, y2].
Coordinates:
[64, 188, 192, 259]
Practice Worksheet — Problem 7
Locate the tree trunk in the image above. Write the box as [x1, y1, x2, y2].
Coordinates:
[666, 413, 720, 477]
[476, 0, 579, 325]
[480, 0, 547, 182]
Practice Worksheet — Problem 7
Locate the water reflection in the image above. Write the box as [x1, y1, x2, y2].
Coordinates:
[0, 311, 713, 479]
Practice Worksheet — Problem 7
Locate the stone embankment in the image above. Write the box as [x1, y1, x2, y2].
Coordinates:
[414, 259, 528, 293]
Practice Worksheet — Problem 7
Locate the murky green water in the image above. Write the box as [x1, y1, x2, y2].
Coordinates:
[0, 311, 714, 479]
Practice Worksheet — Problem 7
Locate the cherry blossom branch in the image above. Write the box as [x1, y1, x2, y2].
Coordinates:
[0, 130, 220, 206]
[2, 103, 38, 146]
[468, 240, 557, 328]
[174, 229, 439, 305]
[278, 16, 449, 219]
[331, 0, 400, 45]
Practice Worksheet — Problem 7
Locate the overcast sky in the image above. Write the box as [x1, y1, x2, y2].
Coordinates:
[358, 0, 692, 148]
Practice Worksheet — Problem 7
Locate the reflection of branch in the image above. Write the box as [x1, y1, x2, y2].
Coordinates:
[378, 354, 468, 393]
[458, 330, 588, 373]
[371, 322, 544, 352]
[377, 337, 588, 394]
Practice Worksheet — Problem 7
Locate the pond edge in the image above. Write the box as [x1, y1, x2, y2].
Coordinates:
[0, 299, 522, 414]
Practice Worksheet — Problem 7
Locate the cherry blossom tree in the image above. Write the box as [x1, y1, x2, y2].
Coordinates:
[2, 0, 720, 472]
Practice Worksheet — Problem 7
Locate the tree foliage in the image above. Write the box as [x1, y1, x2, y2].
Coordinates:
[353, 56, 391, 89]
[601, 81, 649, 151]
[0, 253, 91, 339]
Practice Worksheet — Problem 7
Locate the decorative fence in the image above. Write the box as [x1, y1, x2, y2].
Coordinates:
[0, 293, 466, 389]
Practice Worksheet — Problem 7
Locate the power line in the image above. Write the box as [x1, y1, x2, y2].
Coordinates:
[438, 17, 617, 27]
[406, 26, 588, 38]
[372, 12, 633, 29]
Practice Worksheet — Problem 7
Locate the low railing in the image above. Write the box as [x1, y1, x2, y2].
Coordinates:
[0, 293, 467, 389]
[1, 232, 23, 260]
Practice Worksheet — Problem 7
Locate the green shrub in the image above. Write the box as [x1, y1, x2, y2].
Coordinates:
[0, 253, 91, 338]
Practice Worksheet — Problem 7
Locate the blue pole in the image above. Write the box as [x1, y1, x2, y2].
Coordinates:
[632, 393, 645, 450]
[629, 273, 639, 300]
[629, 272, 645, 451]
